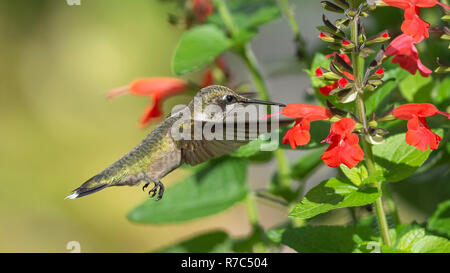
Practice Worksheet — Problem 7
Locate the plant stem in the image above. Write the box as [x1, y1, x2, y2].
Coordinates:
[212, 0, 239, 37]
[215, 0, 292, 191]
[349, 2, 392, 247]
[383, 183, 400, 226]
[245, 192, 260, 229]
[278, 0, 307, 60]
[241, 44, 270, 101]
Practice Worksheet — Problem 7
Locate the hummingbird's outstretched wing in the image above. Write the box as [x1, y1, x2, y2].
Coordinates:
[177, 119, 294, 166]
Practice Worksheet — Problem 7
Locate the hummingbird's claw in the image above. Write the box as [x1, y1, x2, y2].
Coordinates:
[147, 181, 165, 201]
[142, 183, 149, 192]
[156, 182, 165, 201]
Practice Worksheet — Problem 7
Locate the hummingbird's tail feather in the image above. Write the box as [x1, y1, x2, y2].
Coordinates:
[65, 174, 109, 199]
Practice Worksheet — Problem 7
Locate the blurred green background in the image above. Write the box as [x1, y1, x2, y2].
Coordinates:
[0, 0, 447, 252]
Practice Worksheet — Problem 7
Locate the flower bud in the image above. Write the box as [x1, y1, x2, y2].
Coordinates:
[366, 31, 390, 45]
[321, 1, 345, 13]
[331, 0, 349, 9]
[319, 32, 341, 43]
[341, 39, 355, 49]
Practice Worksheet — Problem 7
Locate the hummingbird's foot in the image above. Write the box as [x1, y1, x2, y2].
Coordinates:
[148, 181, 165, 201]
[142, 183, 149, 192]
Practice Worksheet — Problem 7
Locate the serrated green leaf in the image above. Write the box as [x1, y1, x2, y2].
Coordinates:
[208, 0, 281, 31]
[172, 24, 232, 75]
[427, 200, 450, 239]
[128, 158, 248, 223]
[267, 225, 376, 253]
[289, 177, 381, 219]
[394, 226, 450, 253]
[340, 164, 368, 186]
[372, 130, 442, 182]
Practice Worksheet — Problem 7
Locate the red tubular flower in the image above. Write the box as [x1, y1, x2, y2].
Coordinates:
[385, 34, 432, 77]
[192, 0, 214, 23]
[316, 53, 353, 96]
[201, 69, 214, 87]
[393, 103, 449, 150]
[318, 82, 339, 96]
[108, 77, 187, 127]
[382, 0, 450, 42]
[280, 104, 332, 149]
[320, 118, 364, 169]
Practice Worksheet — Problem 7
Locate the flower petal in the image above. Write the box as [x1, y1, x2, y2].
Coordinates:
[281, 104, 332, 120]
[393, 103, 439, 119]
[405, 116, 442, 150]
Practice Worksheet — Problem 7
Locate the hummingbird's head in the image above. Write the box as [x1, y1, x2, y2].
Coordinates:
[189, 85, 286, 122]
[196, 85, 286, 109]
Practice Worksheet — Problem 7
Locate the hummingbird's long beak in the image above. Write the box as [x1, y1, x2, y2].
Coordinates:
[242, 98, 286, 107]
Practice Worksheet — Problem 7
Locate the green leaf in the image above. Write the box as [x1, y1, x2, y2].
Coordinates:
[208, 0, 281, 31]
[340, 164, 368, 186]
[394, 226, 450, 253]
[230, 134, 273, 158]
[399, 73, 433, 102]
[172, 24, 232, 75]
[128, 158, 248, 223]
[157, 229, 266, 253]
[434, 77, 450, 105]
[372, 130, 442, 182]
[289, 177, 381, 219]
[267, 225, 376, 253]
[427, 200, 450, 239]
[157, 231, 232, 253]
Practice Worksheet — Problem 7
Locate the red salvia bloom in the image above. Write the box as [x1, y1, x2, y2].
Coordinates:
[393, 103, 449, 150]
[192, 0, 214, 23]
[385, 34, 432, 77]
[317, 53, 353, 96]
[382, 0, 450, 42]
[280, 104, 332, 149]
[108, 77, 187, 127]
[201, 69, 214, 87]
[320, 118, 364, 169]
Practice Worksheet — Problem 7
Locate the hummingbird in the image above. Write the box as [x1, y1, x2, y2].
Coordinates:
[66, 85, 287, 201]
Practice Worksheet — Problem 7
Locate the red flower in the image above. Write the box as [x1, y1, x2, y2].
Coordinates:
[201, 69, 214, 87]
[108, 77, 187, 127]
[385, 34, 432, 77]
[393, 103, 449, 150]
[318, 82, 339, 96]
[280, 104, 332, 149]
[192, 0, 214, 23]
[320, 118, 364, 169]
[382, 0, 449, 42]
[316, 53, 353, 96]
[283, 119, 312, 149]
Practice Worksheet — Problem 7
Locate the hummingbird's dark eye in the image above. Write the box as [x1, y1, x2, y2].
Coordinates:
[225, 95, 236, 103]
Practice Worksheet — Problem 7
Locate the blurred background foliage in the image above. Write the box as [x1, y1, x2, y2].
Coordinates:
[0, 0, 448, 252]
